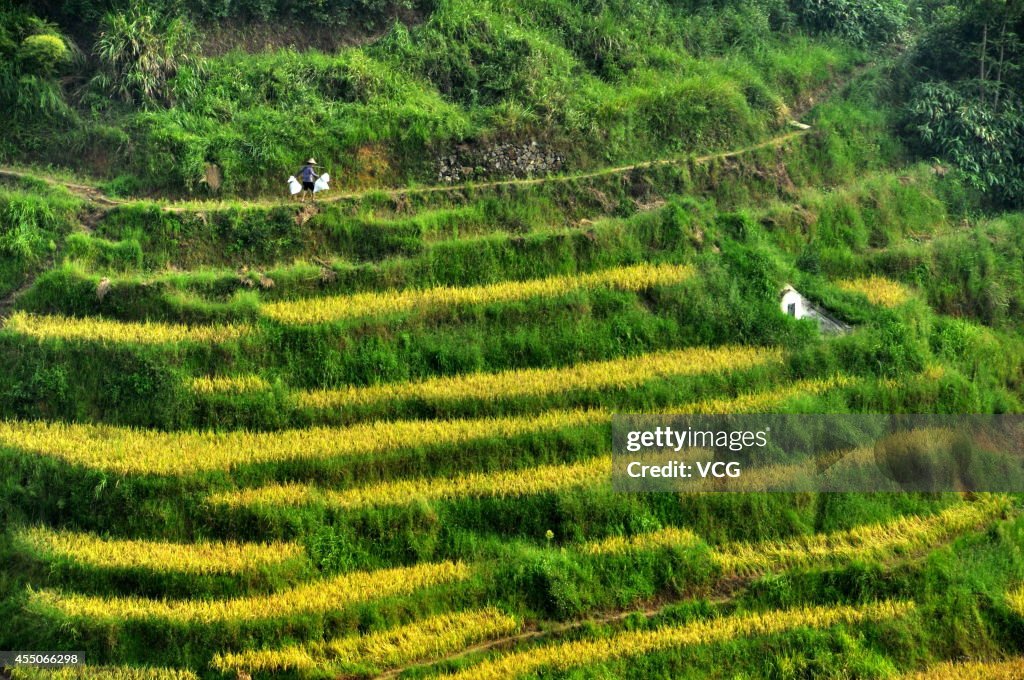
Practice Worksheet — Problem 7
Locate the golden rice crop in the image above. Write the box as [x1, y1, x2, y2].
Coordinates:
[586, 527, 701, 555]
[906, 658, 1024, 679]
[213, 608, 519, 674]
[211, 377, 852, 509]
[0, 411, 592, 476]
[29, 560, 468, 625]
[836, 276, 912, 307]
[189, 374, 271, 394]
[13, 526, 305, 576]
[6, 311, 249, 345]
[683, 430, 955, 493]
[210, 456, 611, 510]
[717, 497, 1008, 576]
[448, 600, 914, 680]
[583, 498, 1007, 573]
[676, 375, 852, 414]
[262, 263, 695, 324]
[684, 442, 895, 493]
[10, 668, 198, 680]
[0, 376, 850, 476]
[298, 346, 783, 409]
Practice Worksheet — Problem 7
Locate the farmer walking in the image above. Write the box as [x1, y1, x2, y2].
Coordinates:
[297, 158, 319, 201]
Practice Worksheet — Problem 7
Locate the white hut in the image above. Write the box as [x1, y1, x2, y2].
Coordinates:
[780, 285, 851, 335]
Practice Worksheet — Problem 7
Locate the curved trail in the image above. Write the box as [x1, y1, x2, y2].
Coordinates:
[372, 601, 718, 680]
[0, 61, 878, 213]
[0, 127, 812, 319]
[0, 129, 811, 214]
[373, 504, 1005, 680]
[0, 168, 122, 206]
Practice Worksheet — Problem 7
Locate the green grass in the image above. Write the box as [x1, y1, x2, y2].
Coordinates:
[0, 186, 81, 299]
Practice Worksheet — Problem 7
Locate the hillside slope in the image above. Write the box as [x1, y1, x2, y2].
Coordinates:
[3, 0, 862, 194]
[1, 1, 1024, 679]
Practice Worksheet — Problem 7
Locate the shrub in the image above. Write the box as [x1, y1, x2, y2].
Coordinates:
[0, 189, 79, 298]
[91, 8, 203, 107]
[17, 34, 69, 76]
[383, 2, 564, 107]
[791, 0, 906, 45]
[905, 81, 1024, 206]
[836, 317, 927, 378]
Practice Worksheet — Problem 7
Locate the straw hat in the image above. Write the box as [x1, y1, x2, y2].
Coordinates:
[305, 158, 318, 165]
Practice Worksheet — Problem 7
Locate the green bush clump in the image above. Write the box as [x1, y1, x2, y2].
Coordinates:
[0, 8, 77, 149]
[90, 8, 204, 107]
[37, 0, 422, 30]
[382, 2, 561, 107]
[791, 0, 906, 45]
[905, 81, 1024, 203]
[63, 234, 144, 273]
[16, 34, 69, 76]
[0, 188, 81, 299]
[897, 1, 1024, 207]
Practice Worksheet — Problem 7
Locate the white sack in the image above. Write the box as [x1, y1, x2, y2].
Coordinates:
[287, 176, 302, 195]
[314, 173, 331, 193]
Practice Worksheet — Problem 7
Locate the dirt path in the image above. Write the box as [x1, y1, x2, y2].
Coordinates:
[0, 60, 881, 214]
[373, 504, 1005, 680]
[0, 277, 36, 320]
[373, 603, 685, 680]
[0, 167, 121, 206]
[0, 128, 813, 215]
[373, 575, 749, 680]
[346, 129, 810, 202]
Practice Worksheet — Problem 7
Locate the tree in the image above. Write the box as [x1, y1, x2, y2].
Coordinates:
[902, 0, 1024, 206]
[791, 0, 907, 45]
[907, 81, 1024, 196]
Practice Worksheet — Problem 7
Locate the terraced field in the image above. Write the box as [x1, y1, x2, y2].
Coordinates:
[2, 69, 1024, 680]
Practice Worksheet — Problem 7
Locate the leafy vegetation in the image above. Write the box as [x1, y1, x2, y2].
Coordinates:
[90, 7, 203, 107]
[0, 187, 80, 299]
[792, 0, 908, 44]
[901, 0, 1024, 205]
